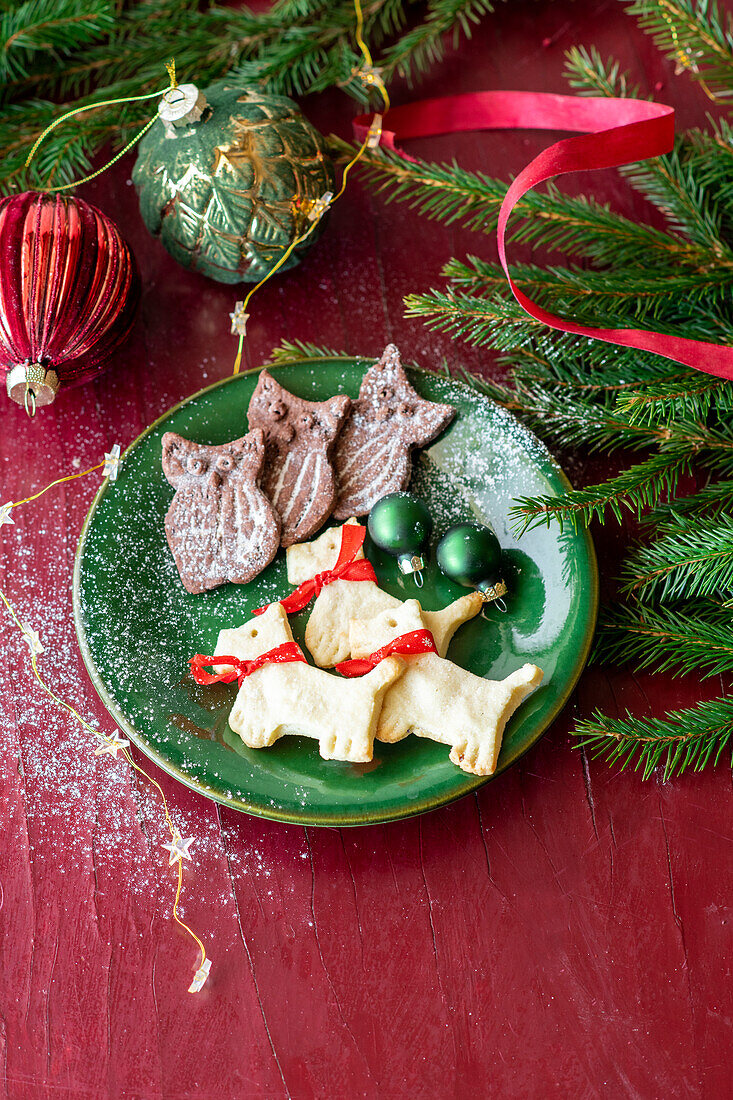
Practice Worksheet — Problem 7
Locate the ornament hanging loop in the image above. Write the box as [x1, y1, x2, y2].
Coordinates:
[24, 60, 179, 193]
[479, 580, 508, 618]
[6, 362, 59, 414]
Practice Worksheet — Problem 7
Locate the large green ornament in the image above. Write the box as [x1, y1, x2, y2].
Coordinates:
[436, 522, 508, 606]
[368, 492, 433, 586]
[132, 80, 335, 284]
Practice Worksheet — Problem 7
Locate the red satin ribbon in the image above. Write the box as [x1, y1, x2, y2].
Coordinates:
[336, 628, 437, 677]
[354, 91, 733, 381]
[189, 642, 306, 686]
[255, 523, 377, 616]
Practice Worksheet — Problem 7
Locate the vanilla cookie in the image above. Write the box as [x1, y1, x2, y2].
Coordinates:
[213, 603, 404, 763]
[305, 581, 401, 667]
[350, 592, 484, 660]
[349, 600, 543, 776]
[286, 517, 364, 584]
[247, 370, 350, 547]
[286, 519, 400, 666]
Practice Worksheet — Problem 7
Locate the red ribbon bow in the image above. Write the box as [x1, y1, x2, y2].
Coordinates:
[189, 642, 306, 687]
[355, 91, 733, 381]
[255, 523, 377, 616]
[336, 629, 437, 677]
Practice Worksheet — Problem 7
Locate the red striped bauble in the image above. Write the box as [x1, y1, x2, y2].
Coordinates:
[0, 192, 141, 414]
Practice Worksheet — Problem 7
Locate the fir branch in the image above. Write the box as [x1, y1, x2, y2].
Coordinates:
[576, 695, 733, 778]
[645, 479, 733, 522]
[510, 450, 692, 532]
[596, 602, 733, 678]
[263, 339, 352, 365]
[379, 0, 498, 82]
[564, 44, 644, 99]
[0, 0, 113, 83]
[623, 139, 733, 259]
[620, 512, 733, 601]
[404, 287, 545, 348]
[330, 138, 714, 267]
[628, 0, 733, 99]
[498, 338, 693, 391]
[442, 255, 733, 324]
[404, 280, 733, 354]
[616, 373, 733, 424]
[564, 44, 733, 256]
[0, 0, 520, 191]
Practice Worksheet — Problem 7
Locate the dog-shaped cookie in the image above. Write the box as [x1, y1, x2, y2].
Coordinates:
[349, 600, 543, 776]
[213, 603, 403, 762]
[286, 520, 483, 666]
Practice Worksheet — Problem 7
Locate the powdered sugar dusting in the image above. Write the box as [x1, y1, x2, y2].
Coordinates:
[70, 363, 588, 822]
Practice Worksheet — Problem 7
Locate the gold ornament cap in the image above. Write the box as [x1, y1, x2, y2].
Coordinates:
[479, 579, 508, 603]
[6, 362, 60, 415]
[158, 83, 209, 136]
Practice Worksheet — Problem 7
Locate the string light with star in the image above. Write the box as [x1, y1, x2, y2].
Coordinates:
[8, 0, 392, 996]
[659, 4, 731, 102]
[229, 0, 388, 375]
[0, 448, 211, 993]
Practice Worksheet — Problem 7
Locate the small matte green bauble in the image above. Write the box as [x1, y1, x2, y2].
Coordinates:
[132, 80, 335, 284]
[436, 522, 507, 603]
[368, 492, 433, 582]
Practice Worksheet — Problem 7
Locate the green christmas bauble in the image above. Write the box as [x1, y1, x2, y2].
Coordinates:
[436, 523, 507, 603]
[368, 492, 433, 582]
[132, 80, 335, 284]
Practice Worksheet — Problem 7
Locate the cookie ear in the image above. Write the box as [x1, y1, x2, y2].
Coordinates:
[247, 371, 276, 427]
[162, 432, 189, 487]
[319, 394, 351, 437]
[246, 427, 266, 457]
[233, 430, 265, 474]
[415, 402, 455, 441]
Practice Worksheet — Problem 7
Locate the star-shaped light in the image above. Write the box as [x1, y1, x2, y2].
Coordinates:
[366, 114, 383, 149]
[674, 46, 703, 75]
[188, 957, 212, 993]
[21, 623, 43, 655]
[356, 63, 384, 88]
[306, 191, 334, 223]
[229, 301, 250, 337]
[94, 730, 130, 758]
[103, 444, 121, 482]
[0, 502, 14, 527]
[162, 829, 195, 866]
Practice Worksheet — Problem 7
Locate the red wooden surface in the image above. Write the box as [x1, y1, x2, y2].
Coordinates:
[2, 4, 732, 1097]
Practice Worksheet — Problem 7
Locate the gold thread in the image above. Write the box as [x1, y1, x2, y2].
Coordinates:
[231, 124, 375, 376]
[0, 455, 208, 984]
[230, 0, 387, 375]
[232, 333, 245, 376]
[353, 0, 390, 110]
[25, 61, 178, 191]
[659, 2, 728, 102]
[0, 585, 207, 981]
[11, 459, 106, 508]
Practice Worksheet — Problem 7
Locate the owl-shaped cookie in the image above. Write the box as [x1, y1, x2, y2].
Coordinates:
[247, 370, 351, 547]
[162, 429, 280, 594]
[333, 344, 455, 518]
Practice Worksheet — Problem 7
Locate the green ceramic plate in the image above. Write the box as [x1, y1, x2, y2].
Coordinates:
[73, 358, 597, 826]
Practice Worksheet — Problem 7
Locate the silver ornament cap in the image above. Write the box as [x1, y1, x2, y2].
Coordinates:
[6, 362, 60, 415]
[158, 83, 209, 136]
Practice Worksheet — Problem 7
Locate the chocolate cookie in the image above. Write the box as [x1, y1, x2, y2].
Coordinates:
[162, 429, 280, 594]
[247, 370, 351, 547]
[332, 345, 455, 518]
